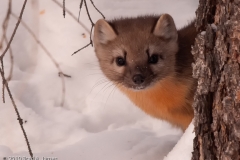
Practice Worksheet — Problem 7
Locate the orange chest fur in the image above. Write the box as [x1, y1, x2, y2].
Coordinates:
[119, 77, 194, 130]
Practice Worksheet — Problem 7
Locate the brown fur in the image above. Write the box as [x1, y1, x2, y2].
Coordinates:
[93, 14, 198, 130]
[119, 76, 194, 130]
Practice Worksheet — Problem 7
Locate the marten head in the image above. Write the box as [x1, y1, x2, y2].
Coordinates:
[93, 14, 178, 90]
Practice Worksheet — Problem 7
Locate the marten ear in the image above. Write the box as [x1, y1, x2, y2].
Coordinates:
[94, 19, 117, 45]
[153, 14, 178, 42]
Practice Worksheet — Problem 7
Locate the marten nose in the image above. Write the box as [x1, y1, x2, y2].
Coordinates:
[132, 74, 145, 84]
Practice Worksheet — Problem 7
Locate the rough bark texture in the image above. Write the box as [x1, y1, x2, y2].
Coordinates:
[192, 0, 240, 160]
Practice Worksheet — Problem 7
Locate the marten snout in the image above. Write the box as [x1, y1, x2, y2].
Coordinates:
[132, 74, 145, 84]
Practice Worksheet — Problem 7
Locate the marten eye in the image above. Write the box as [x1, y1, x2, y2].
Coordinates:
[148, 54, 159, 64]
[116, 56, 126, 66]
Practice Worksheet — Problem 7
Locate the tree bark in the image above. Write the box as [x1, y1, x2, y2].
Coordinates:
[192, 0, 240, 160]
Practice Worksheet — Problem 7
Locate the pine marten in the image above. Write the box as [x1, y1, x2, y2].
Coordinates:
[93, 14, 198, 130]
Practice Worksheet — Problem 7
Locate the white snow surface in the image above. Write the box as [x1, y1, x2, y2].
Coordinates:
[0, 0, 198, 160]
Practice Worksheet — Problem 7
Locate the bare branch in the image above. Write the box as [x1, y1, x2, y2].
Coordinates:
[0, 0, 14, 103]
[73, 0, 105, 54]
[59, 72, 72, 78]
[4, 36, 14, 81]
[89, 0, 105, 19]
[52, 0, 90, 33]
[78, 0, 84, 21]
[1, 59, 5, 103]
[72, 42, 91, 56]
[1, 36, 14, 104]
[0, 1, 33, 157]
[83, 0, 94, 25]
[72, 25, 94, 55]
[0, 0, 12, 50]
[0, 67, 33, 158]
[0, 0, 27, 59]
[11, 12, 67, 107]
[63, 0, 65, 18]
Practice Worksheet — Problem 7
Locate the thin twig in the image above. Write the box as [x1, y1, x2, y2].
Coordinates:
[63, 0, 65, 18]
[83, 0, 94, 25]
[4, 37, 14, 81]
[1, 59, 5, 103]
[0, 0, 33, 157]
[59, 72, 65, 106]
[0, 0, 12, 50]
[89, 0, 105, 19]
[73, 0, 105, 54]
[59, 72, 72, 78]
[0, 0, 27, 59]
[11, 12, 67, 107]
[72, 42, 91, 55]
[0, 67, 33, 158]
[72, 25, 94, 55]
[2, 36, 14, 103]
[51, 0, 90, 33]
[78, 0, 84, 22]
[0, 0, 11, 103]
[0, 0, 13, 103]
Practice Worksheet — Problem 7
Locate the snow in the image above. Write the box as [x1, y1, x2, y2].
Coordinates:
[0, 0, 198, 160]
[211, 23, 217, 31]
[164, 122, 195, 160]
[201, 31, 206, 35]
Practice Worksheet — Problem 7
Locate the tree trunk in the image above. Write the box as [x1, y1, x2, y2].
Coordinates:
[192, 0, 240, 160]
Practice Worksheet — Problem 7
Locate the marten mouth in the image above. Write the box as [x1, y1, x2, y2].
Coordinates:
[121, 75, 158, 91]
[123, 81, 156, 91]
[131, 85, 146, 90]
